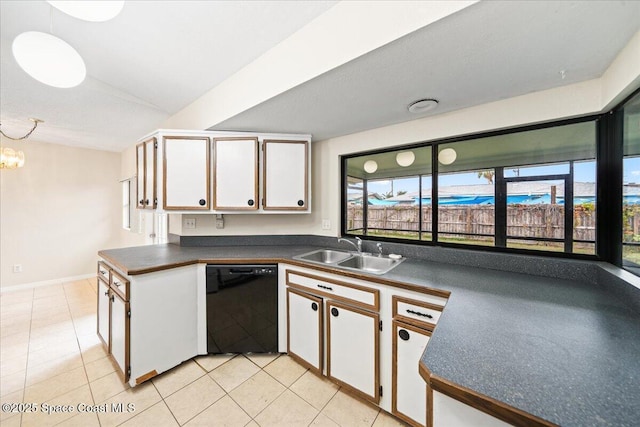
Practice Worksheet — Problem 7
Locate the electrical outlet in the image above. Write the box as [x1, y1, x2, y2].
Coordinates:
[13, 264, 22, 273]
[216, 214, 224, 229]
[184, 218, 196, 229]
[322, 219, 331, 230]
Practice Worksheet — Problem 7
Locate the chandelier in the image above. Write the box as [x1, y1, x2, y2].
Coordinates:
[0, 118, 43, 169]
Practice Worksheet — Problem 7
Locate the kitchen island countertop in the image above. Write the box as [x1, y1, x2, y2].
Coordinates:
[99, 243, 640, 427]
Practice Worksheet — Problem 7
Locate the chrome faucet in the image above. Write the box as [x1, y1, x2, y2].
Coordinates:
[376, 243, 383, 257]
[338, 236, 362, 254]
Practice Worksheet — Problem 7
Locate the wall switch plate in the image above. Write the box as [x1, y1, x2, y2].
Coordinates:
[322, 219, 331, 230]
[13, 264, 22, 273]
[184, 218, 196, 229]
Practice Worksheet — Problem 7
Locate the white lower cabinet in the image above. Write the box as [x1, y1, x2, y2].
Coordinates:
[287, 288, 323, 372]
[97, 278, 110, 348]
[110, 291, 130, 379]
[327, 300, 379, 402]
[393, 321, 431, 426]
[432, 390, 512, 427]
[97, 260, 199, 387]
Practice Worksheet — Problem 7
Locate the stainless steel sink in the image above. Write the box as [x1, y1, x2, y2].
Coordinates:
[295, 249, 353, 264]
[294, 249, 404, 275]
[337, 254, 404, 275]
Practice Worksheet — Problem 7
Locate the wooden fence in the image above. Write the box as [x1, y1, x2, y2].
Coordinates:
[346, 204, 596, 241]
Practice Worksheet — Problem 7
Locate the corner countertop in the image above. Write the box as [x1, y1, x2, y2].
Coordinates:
[98, 244, 640, 427]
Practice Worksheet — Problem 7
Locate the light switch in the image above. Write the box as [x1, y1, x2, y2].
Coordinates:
[322, 219, 331, 230]
[184, 218, 196, 229]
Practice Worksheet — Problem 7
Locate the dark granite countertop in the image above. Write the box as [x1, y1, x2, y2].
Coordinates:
[98, 243, 640, 427]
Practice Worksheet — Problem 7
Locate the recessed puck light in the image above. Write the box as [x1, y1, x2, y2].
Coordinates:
[408, 99, 438, 113]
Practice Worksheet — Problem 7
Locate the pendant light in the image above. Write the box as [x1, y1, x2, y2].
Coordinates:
[12, 31, 86, 88]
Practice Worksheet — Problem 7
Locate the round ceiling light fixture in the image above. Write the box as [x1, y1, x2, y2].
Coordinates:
[408, 99, 438, 114]
[12, 32, 86, 88]
[47, 1, 125, 22]
[363, 160, 378, 174]
[396, 151, 415, 167]
[438, 148, 457, 165]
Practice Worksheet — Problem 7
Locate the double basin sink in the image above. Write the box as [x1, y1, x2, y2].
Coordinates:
[294, 249, 404, 275]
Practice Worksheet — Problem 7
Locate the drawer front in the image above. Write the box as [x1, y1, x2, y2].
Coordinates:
[393, 295, 443, 330]
[110, 270, 130, 302]
[286, 270, 378, 311]
[97, 261, 111, 283]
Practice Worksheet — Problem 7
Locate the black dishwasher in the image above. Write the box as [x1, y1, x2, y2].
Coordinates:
[206, 265, 278, 354]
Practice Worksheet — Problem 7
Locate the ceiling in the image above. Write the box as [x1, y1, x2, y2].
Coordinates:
[0, 0, 336, 151]
[1, 1, 639, 153]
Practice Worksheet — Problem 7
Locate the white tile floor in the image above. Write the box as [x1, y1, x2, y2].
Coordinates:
[0, 278, 407, 426]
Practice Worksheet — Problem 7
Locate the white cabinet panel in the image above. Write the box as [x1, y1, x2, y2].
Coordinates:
[136, 143, 145, 209]
[213, 137, 258, 210]
[144, 138, 157, 209]
[393, 321, 431, 426]
[163, 137, 210, 210]
[433, 390, 512, 427]
[263, 140, 308, 210]
[327, 300, 379, 403]
[111, 292, 129, 380]
[287, 288, 323, 372]
[97, 279, 110, 348]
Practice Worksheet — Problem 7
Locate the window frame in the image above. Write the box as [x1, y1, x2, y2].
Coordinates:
[341, 114, 603, 262]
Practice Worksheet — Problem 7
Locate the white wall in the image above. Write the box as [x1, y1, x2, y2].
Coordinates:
[0, 141, 129, 288]
[178, 78, 603, 237]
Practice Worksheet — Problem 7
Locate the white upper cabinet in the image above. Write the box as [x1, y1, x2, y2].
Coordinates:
[213, 137, 259, 210]
[136, 137, 157, 209]
[163, 136, 210, 210]
[135, 130, 310, 213]
[263, 140, 309, 211]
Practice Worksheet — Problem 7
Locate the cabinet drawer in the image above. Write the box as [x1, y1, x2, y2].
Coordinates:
[286, 270, 379, 311]
[110, 270, 130, 302]
[393, 295, 443, 330]
[97, 261, 111, 283]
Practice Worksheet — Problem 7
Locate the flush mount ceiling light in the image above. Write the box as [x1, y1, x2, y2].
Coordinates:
[396, 151, 415, 167]
[12, 32, 86, 88]
[408, 99, 438, 114]
[438, 148, 457, 165]
[364, 160, 378, 173]
[47, 1, 125, 22]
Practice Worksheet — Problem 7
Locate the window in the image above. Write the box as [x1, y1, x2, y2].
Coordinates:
[342, 119, 598, 257]
[622, 91, 640, 273]
[344, 146, 431, 241]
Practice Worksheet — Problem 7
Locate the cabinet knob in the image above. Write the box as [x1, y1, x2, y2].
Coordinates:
[247, 199, 254, 206]
[104, 291, 109, 296]
[113, 281, 121, 287]
[399, 329, 410, 341]
[297, 200, 304, 207]
[199, 199, 206, 206]
[145, 199, 150, 205]
[331, 307, 339, 317]
[139, 200, 144, 205]
[110, 295, 115, 302]
[311, 302, 318, 311]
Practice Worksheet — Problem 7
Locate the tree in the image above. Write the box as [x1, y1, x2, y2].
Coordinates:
[396, 190, 407, 196]
[383, 191, 394, 199]
[477, 170, 495, 184]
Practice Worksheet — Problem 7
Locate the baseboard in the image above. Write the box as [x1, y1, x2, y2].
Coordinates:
[0, 273, 95, 293]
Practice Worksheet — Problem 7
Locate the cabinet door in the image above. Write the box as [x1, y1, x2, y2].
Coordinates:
[287, 288, 323, 373]
[135, 142, 145, 209]
[327, 300, 379, 403]
[432, 390, 512, 427]
[393, 321, 431, 427]
[110, 291, 130, 382]
[263, 140, 308, 210]
[163, 136, 210, 210]
[97, 279, 110, 349]
[144, 137, 157, 209]
[213, 137, 258, 210]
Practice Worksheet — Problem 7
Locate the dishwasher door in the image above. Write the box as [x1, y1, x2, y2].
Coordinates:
[206, 265, 278, 354]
